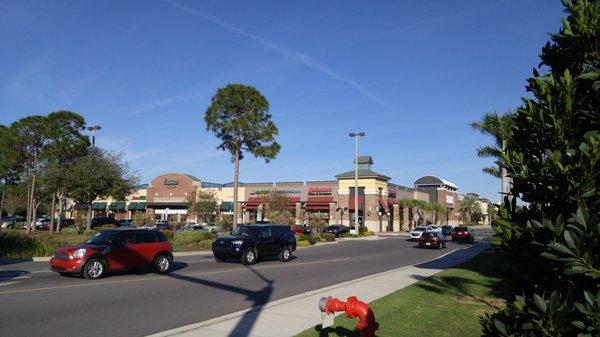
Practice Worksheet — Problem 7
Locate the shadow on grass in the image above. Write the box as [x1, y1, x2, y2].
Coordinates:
[412, 250, 514, 309]
[313, 324, 361, 337]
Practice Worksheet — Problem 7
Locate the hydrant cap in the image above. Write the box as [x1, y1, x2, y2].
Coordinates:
[318, 297, 328, 312]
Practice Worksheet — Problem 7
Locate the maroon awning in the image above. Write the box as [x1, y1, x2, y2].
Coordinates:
[387, 197, 397, 205]
[378, 196, 388, 210]
[305, 196, 333, 210]
[245, 196, 266, 210]
[348, 196, 364, 210]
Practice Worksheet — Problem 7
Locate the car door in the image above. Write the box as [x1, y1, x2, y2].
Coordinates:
[257, 226, 276, 256]
[133, 231, 159, 265]
[106, 232, 142, 269]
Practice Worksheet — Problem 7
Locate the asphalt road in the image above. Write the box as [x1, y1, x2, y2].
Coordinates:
[0, 227, 493, 337]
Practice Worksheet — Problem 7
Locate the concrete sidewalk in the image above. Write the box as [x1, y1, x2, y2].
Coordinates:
[148, 242, 489, 337]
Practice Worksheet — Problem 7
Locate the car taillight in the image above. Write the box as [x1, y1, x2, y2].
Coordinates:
[432, 236, 437, 241]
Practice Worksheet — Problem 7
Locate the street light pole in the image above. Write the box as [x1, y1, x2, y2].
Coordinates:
[349, 132, 365, 238]
[87, 125, 102, 146]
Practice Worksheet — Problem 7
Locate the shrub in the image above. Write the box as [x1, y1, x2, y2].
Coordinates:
[172, 231, 213, 246]
[363, 231, 375, 237]
[321, 233, 336, 242]
[60, 227, 78, 235]
[162, 230, 174, 240]
[295, 233, 306, 242]
[297, 240, 310, 247]
[307, 236, 316, 245]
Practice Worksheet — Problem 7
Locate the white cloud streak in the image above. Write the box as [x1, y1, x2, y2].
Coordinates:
[161, 0, 385, 106]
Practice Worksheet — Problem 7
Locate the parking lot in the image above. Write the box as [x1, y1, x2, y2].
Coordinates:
[0, 227, 492, 337]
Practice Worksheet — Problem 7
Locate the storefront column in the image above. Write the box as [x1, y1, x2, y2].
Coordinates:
[295, 203, 302, 225]
[242, 209, 249, 224]
[392, 204, 400, 232]
[328, 202, 336, 225]
[401, 207, 409, 231]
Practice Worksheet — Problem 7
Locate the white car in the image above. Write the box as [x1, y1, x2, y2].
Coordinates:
[426, 225, 442, 233]
[409, 226, 427, 241]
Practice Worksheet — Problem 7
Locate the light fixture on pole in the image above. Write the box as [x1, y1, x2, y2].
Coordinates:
[87, 125, 102, 146]
[349, 131, 365, 237]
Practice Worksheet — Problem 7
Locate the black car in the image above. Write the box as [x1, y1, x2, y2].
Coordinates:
[323, 225, 349, 237]
[441, 225, 453, 236]
[118, 219, 134, 227]
[212, 224, 296, 265]
[91, 217, 120, 228]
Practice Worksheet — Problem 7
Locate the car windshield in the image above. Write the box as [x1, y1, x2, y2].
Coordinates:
[84, 231, 119, 245]
[231, 226, 256, 237]
[454, 227, 468, 231]
[413, 227, 426, 232]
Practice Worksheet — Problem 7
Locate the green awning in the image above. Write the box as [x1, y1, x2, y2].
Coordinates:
[219, 201, 233, 212]
[138, 196, 147, 200]
[136, 202, 146, 210]
[91, 202, 107, 210]
[109, 201, 126, 211]
[127, 202, 138, 211]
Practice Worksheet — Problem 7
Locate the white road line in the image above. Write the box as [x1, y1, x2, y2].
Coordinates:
[0, 281, 19, 287]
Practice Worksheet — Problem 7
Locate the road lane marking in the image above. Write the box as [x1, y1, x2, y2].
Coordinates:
[0, 257, 351, 296]
[0, 281, 19, 287]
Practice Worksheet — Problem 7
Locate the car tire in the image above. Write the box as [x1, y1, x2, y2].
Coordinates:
[154, 254, 171, 273]
[214, 255, 225, 262]
[83, 258, 105, 280]
[241, 248, 257, 265]
[278, 246, 292, 262]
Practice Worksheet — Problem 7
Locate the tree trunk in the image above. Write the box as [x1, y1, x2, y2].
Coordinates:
[0, 183, 5, 218]
[232, 146, 240, 230]
[49, 193, 56, 235]
[57, 194, 63, 232]
[87, 205, 92, 231]
[31, 198, 37, 232]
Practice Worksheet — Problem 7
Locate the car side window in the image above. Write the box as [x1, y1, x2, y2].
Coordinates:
[258, 227, 271, 239]
[271, 226, 282, 240]
[136, 232, 156, 244]
[117, 232, 136, 245]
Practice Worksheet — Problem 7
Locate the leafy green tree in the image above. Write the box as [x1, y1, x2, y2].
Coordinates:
[42, 111, 88, 234]
[205, 84, 281, 229]
[186, 189, 219, 224]
[481, 1, 600, 335]
[10, 116, 50, 234]
[0, 125, 20, 217]
[266, 190, 295, 225]
[471, 112, 513, 195]
[67, 148, 138, 231]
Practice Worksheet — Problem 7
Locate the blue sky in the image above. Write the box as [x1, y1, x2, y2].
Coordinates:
[0, 0, 565, 202]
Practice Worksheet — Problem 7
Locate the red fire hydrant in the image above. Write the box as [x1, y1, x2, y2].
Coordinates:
[319, 296, 379, 337]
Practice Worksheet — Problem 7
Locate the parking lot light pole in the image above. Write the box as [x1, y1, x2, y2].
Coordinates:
[349, 132, 365, 238]
[87, 125, 102, 146]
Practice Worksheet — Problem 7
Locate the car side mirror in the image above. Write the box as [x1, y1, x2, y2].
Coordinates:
[258, 233, 267, 239]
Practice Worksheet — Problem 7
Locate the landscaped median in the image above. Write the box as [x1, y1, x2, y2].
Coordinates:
[295, 250, 510, 337]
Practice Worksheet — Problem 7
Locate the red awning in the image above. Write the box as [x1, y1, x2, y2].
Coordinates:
[245, 196, 266, 210]
[387, 197, 397, 205]
[305, 196, 333, 210]
[348, 195, 364, 210]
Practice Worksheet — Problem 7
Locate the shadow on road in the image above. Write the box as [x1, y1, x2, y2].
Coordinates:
[167, 264, 274, 337]
[0, 269, 30, 282]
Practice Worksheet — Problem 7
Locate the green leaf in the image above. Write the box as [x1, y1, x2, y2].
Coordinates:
[494, 319, 507, 335]
[563, 230, 577, 249]
[533, 294, 547, 313]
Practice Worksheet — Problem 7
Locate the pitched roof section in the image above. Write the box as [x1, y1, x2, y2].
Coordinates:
[353, 156, 373, 165]
[335, 169, 391, 181]
[413, 175, 458, 190]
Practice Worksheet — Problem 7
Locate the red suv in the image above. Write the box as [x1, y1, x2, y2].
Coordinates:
[451, 226, 475, 243]
[50, 229, 173, 279]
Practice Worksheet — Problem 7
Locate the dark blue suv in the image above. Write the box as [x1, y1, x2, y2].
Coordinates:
[212, 224, 296, 265]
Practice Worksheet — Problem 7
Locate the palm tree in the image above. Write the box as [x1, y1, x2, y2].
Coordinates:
[459, 194, 482, 224]
[470, 112, 513, 196]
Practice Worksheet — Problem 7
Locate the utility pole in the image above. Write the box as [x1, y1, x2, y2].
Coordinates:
[87, 125, 102, 146]
[349, 132, 365, 237]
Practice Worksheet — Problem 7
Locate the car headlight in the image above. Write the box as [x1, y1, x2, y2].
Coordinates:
[71, 248, 86, 259]
[231, 240, 243, 246]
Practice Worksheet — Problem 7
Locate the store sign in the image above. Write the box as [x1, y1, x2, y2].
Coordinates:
[308, 187, 332, 195]
[445, 195, 454, 205]
[164, 179, 179, 188]
[252, 189, 301, 195]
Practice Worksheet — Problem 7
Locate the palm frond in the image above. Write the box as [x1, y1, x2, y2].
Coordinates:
[482, 166, 502, 178]
[476, 146, 502, 158]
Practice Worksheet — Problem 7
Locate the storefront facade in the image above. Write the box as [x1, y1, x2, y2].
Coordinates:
[87, 155, 463, 231]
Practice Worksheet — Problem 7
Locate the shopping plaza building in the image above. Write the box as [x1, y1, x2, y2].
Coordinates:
[81, 156, 489, 232]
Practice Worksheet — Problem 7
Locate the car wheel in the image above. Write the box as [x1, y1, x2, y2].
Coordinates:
[154, 254, 171, 273]
[278, 246, 292, 262]
[437, 242, 442, 249]
[83, 258, 105, 280]
[241, 248, 257, 265]
[214, 255, 225, 262]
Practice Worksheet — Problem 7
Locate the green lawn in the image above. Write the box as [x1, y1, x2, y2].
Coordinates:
[295, 250, 510, 337]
